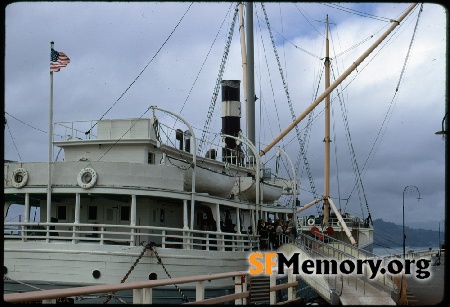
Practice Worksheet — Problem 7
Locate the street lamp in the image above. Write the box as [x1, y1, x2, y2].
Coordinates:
[435, 111, 448, 135]
[402, 185, 421, 259]
[439, 219, 445, 256]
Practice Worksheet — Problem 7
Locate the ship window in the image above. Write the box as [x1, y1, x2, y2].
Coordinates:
[88, 206, 97, 220]
[120, 205, 130, 221]
[57, 205, 67, 220]
[148, 152, 155, 164]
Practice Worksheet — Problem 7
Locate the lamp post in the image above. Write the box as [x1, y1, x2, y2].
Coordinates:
[439, 219, 444, 256]
[435, 111, 448, 135]
[402, 185, 421, 259]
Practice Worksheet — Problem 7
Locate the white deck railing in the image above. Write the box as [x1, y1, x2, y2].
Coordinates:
[4, 221, 259, 251]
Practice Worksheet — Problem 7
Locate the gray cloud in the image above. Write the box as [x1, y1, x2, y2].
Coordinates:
[4, 2, 446, 231]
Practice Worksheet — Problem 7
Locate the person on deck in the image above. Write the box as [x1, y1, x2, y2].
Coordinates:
[257, 219, 268, 250]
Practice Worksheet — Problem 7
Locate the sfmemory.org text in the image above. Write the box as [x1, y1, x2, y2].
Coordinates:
[248, 252, 431, 279]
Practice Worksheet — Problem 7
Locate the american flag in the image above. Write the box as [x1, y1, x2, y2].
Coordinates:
[50, 48, 70, 72]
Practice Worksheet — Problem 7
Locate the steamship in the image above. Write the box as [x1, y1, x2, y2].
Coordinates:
[4, 2, 427, 304]
[3, 78, 298, 303]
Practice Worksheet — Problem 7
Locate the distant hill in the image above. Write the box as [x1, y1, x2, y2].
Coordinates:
[373, 218, 445, 249]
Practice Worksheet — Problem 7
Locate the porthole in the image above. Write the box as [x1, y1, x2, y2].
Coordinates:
[92, 270, 101, 279]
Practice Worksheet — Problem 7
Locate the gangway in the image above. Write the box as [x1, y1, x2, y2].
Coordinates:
[278, 232, 398, 305]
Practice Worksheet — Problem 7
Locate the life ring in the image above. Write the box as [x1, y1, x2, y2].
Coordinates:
[307, 218, 315, 226]
[77, 167, 97, 189]
[11, 168, 28, 188]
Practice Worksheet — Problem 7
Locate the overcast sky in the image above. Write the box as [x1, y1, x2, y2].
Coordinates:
[4, 2, 447, 233]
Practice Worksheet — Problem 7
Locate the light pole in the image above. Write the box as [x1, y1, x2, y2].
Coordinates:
[435, 111, 448, 135]
[402, 185, 421, 259]
[439, 219, 444, 256]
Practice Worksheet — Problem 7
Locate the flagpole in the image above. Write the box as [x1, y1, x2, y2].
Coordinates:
[47, 41, 54, 234]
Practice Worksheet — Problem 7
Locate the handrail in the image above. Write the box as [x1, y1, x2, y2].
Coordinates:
[4, 271, 248, 303]
[4, 270, 298, 304]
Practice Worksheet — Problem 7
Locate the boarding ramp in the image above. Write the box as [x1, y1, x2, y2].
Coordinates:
[279, 232, 398, 305]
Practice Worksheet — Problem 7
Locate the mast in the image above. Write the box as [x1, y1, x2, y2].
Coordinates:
[246, 2, 255, 157]
[239, 3, 248, 141]
[259, 3, 418, 157]
[323, 16, 331, 225]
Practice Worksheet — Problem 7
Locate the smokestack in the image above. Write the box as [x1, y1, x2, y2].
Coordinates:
[221, 80, 241, 163]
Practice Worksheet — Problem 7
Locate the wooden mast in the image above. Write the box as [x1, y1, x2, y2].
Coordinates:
[323, 15, 331, 225]
[258, 3, 418, 157]
[239, 3, 248, 148]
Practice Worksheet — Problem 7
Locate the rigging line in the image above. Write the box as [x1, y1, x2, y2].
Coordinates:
[333, 33, 379, 60]
[294, 64, 324, 201]
[171, 2, 235, 135]
[254, 11, 321, 60]
[331, 63, 369, 217]
[293, 3, 324, 38]
[6, 122, 23, 162]
[356, 11, 425, 177]
[331, 96, 342, 212]
[291, 58, 325, 188]
[331, 66, 362, 213]
[376, 230, 403, 246]
[261, 3, 297, 139]
[278, 2, 289, 101]
[262, 3, 319, 204]
[276, 4, 299, 175]
[395, 3, 423, 92]
[326, 9, 408, 61]
[333, 6, 422, 205]
[198, 2, 240, 155]
[321, 3, 392, 22]
[328, 28, 363, 215]
[263, 102, 325, 167]
[321, 35, 390, 207]
[86, 2, 194, 136]
[4, 112, 67, 140]
[5, 111, 47, 134]
[258, 65, 263, 156]
[92, 106, 152, 164]
[255, 6, 282, 136]
[357, 8, 422, 178]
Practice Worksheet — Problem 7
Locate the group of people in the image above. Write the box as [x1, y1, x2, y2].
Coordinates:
[256, 217, 296, 251]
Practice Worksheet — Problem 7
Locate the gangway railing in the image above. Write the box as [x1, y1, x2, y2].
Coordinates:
[293, 232, 398, 304]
